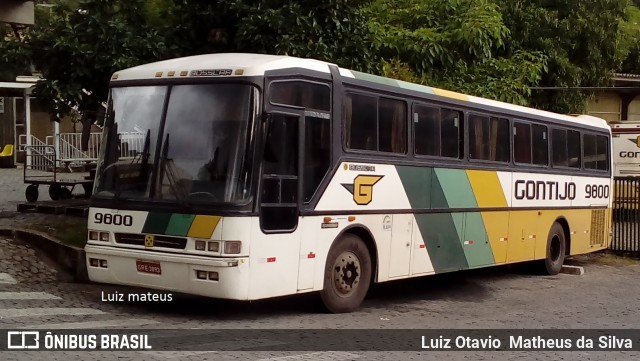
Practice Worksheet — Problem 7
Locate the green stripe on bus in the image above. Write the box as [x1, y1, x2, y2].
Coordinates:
[415, 213, 468, 273]
[430, 170, 449, 209]
[397, 81, 435, 94]
[462, 212, 495, 267]
[396, 166, 432, 209]
[433, 168, 478, 208]
[351, 71, 401, 87]
[165, 214, 196, 236]
[142, 212, 173, 234]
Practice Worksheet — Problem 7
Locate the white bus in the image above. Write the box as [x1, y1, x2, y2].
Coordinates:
[611, 122, 640, 176]
[85, 53, 612, 313]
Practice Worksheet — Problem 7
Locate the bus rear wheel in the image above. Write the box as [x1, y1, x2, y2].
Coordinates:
[539, 222, 566, 275]
[320, 234, 372, 313]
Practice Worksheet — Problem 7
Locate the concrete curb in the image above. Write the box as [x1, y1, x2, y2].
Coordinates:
[0, 228, 88, 283]
[560, 265, 585, 276]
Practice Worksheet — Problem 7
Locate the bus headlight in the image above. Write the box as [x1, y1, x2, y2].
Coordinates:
[89, 231, 110, 242]
[223, 241, 242, 254]
[208, 241, 220, 252]
[195, 240, 206, 251]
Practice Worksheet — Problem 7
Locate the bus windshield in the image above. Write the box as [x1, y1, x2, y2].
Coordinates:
[94, 83, 258, 205]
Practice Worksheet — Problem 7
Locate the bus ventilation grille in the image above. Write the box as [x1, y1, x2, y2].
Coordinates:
[589, 210, 606, 246]
[115, 233, 187, 249]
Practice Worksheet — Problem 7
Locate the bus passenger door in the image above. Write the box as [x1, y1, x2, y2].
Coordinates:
[388, 214, 413, 278]
[259, 112, 300, 233]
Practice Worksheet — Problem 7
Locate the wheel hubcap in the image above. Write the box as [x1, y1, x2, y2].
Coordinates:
[333, 251, 361, 295]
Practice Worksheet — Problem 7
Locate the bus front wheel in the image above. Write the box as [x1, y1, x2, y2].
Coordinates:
[540, 222, 566, 275]
[320, 234, 372, 313]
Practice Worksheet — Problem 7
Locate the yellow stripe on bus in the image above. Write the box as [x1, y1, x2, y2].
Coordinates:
[433, 88, 469, 101]
[466, 170, 508, 207]
[187, 215, 222, 239]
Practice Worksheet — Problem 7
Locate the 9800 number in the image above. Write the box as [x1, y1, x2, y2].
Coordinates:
[585, 184, 609, 199]
[94, 213, 133, 226]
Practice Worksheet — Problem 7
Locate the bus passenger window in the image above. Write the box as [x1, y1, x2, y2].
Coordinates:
[583, 134, 597, 169]
[584, 134, 609, 171]
[532, 124, 548, 165]
[379, 98, 407, 153]
[596, 135, 609, 170]
[469, 115, 509, 162]
[414, 105, 439, 156]
[345, 93, 377, 151]
[270, 81, 330, 111]
[567, 130, 581, 168]
[441, 109, 462, 158]
[491, 117, 510, 162]
[552, 129, 568, 167]
[469, 114, 490, 160]
[514, 122, 532, 164]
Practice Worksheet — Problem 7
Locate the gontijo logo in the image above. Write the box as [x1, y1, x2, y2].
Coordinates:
[619, 136, 640, 158]
[342, 175, 384, 205]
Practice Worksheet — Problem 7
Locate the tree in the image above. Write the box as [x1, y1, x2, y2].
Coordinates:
[153, 0, 379, 72]
[3, 0, 171, 118]
[619, 3, 640, 74]
[495, 0, 628, 113]
[364, 0, 547, 105]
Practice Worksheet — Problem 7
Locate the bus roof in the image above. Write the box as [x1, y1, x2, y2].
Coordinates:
[112, 53, 609, 130]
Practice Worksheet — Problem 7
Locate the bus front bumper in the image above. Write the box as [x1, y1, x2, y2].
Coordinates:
[85, 245, 250, 300]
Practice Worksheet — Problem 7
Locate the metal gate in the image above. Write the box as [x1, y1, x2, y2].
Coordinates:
[612, 177, 640, 251]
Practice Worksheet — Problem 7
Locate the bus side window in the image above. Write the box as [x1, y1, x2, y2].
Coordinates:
[567, 130, 581, 168]
[514, 122, 532, 164]
[379, 98, 406, 153]
[345, 93, 377, 151]
[414, 104, 439, 156]
[552, 129, 568, 167]
[441, 108, 463, 159]
[532, 124, 548, 166]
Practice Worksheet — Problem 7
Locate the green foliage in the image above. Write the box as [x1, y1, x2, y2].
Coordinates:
[2, 0, 171, 117]
[3, 0, 635, 117]
[496, 0, 628, 113]
[0, 25, 32, 82]
[367, 0, 547, 106]
[159, 0, 378, 72]
[619, 4, 640, 73]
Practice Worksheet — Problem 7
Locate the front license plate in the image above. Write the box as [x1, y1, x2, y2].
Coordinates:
[136, 260, 161, 275]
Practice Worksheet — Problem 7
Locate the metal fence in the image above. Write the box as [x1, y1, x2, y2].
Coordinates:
[612, 177, 640, 252]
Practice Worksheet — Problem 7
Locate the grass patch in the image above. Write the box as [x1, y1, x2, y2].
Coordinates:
[28, 216, 88, 248]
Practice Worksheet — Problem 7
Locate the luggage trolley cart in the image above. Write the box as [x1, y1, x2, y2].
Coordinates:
[23, 145, 94, 202]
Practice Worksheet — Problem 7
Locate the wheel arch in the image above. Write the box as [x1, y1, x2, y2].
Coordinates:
[332, 224, 379, 283]
[554, 216, 571, 255]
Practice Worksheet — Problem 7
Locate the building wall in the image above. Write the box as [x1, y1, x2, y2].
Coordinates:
[587, 92, 621, 122]
[628, 95, 640, 122]
[586, 91, 640, 123]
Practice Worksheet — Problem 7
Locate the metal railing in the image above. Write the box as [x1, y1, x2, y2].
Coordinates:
[612, 177, 640, 252]
[46, 132, 102, 163]
[18, 134, 49, 151]
[23, 145, 56, 174]
[119, 132, 146, 158]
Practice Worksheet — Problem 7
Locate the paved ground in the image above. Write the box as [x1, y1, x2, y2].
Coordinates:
[1, 167, 640, 360]
[0, 167, 87, 212]
[1, 236, 640, 360]
[0, 168, 30, 212]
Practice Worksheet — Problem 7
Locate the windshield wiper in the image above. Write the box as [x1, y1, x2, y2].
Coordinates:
[152, 134, 190, 206]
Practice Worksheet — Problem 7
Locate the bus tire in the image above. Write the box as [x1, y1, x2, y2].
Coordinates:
[320, 234, 372, 313]
[540, 222, 566, 275]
